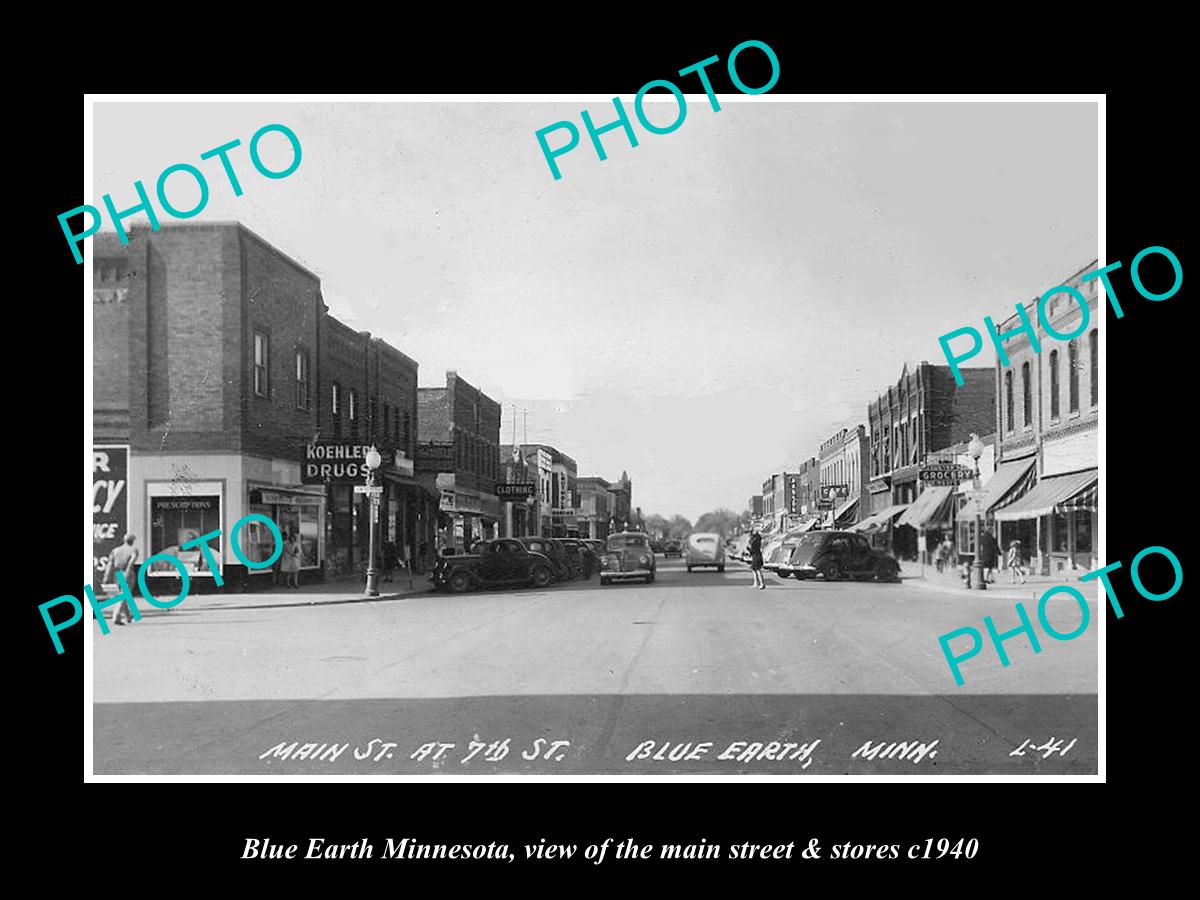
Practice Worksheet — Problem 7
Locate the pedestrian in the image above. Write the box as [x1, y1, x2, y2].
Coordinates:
[978, 526, 1000, 584]
[1007, 539, 1027, 585]
[937, 536, 952, 574]
[103, 533, 140, 625]
[280, 531, 302, 588]
[748, 529, 766, 590]
[382, 541, 398, 583]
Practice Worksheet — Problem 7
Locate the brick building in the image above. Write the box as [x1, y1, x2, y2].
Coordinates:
[416, 371, 502, 553]
[93, 222, 328, 589]
[818, 425, 869, 528]
[575, 476, 612, 540]
[311, 314, 434, 576]
[861, 361, 996, 558]
[991, 261, 1099, 574]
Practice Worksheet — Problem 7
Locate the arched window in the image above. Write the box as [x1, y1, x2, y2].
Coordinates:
[1005, 370, 1014, 432]
[1068, 339, 1080, 413]
[1049, 350, 1060, 420]
[1089, 328, 1099, 408]
[1021, 362, 1032, 427]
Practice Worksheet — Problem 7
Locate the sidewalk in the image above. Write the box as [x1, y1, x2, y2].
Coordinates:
[898, 560, 1095, 602]
[130, 572, 438, 614]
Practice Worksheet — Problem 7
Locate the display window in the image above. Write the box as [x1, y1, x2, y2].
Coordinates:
[146, 481, 223, 576]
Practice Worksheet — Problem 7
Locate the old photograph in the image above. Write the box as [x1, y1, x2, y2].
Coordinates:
[87, 97, 1099, 776]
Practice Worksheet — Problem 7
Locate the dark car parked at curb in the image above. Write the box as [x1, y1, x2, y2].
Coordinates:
[518, 537, 573, 582]
[663, 539, 683, 558]
[558, 538, 597, 579]
[600, 531, 657, 585]
[779, 530, 901, 582]
[433, 538, 556, 593]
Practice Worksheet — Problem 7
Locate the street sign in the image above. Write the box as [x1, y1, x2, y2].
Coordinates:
[919, 463, 975, 485]
[497, 483, 536, 500]
[354, 485, 383, 496]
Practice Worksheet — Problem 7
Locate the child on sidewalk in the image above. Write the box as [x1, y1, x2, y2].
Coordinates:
[1007, 539, 1027, 585]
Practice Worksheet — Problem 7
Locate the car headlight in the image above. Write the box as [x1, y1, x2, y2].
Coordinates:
[639, 555, 649, 565]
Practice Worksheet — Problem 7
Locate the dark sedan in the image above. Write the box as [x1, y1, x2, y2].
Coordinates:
[518, 537, 573, 581]
[779, 530, 901, 582]
[663, 539, 683, 558]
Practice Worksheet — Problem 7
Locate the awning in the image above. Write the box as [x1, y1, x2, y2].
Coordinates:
[993, 469, 1098, 522]
[850, 503, 911, 533]
[897, 485, 953, 529]
[1059, 483, 1097, 513]
[974, 456, 1037, 512]
[833, 496, 859, 526]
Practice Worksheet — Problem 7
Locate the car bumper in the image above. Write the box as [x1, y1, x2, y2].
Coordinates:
[788, 564, 818, 579]
[602, 569, 653, 579]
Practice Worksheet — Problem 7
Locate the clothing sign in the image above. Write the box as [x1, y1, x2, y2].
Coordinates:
[93, 445, 129, 580]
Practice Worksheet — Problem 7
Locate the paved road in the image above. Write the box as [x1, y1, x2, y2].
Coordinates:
[93, 558, 1098, 775]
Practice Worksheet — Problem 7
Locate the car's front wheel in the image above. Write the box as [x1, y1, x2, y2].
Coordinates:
[718, 565, 725, 572]
[776, 570, 789, 578]
[530, 566, 552, 588]
[686, 565, 693, 572]
[448, 571, 472, 593]
[600, 577, 610, 586]
[823, 562, 844, 581]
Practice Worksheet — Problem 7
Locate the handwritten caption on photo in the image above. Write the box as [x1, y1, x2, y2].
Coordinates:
[242, 835, 980, 864]
[60, 123, 302, 264]
[42, 512, 283, 654]
[535, 39, 780, 181]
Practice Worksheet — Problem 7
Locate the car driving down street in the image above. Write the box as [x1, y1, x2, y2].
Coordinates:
[600, 531, 657, 585]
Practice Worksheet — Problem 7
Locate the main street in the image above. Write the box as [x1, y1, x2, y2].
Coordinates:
[93, 557, 1097, 775]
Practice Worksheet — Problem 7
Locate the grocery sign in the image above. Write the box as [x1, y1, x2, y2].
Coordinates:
[919, 463, 975, 486]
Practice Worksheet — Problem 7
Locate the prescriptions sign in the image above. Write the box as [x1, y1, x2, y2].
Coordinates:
[93, 445, 129, 581]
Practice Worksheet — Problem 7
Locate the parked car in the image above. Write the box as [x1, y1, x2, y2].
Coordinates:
[779, 530, 901, 582]
[558, 537, 597, 579]
[764, 529, 809, 578]
[432, 538, 555, 593]
[686, 532, 726, 572]
[518, 537, 573, 581]
[583, 539, 607, 560]
[600, 531, 657, 585]
[663, 539, 683, 558]
[650, 539, 666, 554]
[729, 533, 750, 562]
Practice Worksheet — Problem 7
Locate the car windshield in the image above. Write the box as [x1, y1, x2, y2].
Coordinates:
[694, 537, 716, 545]
[608, 535, 647, 550]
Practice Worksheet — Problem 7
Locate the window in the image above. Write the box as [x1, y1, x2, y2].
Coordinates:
[295, 350, 310, 409]
[331, 383, 340, 416]
[1068, 339, 1080, 413]
[1005, 369, 1014, 432]
[1021, 362, 1032, 427]
[349, 389, 358, 439]
[1049, 350, 1060, 420]
[383, 404, 390, 440]
[1089, 329, 1098, 408]
[253, 331, 269, 397]
[402, 411, 410, 448]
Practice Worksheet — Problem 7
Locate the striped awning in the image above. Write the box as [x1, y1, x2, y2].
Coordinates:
[993, 469, 1098, 522]
[897, 485, 953, 529]
[833, 496, 860, 526]
[1059, 483, 1097, 513]
[974, 456, 1037, 512]
[850, 503, 911, 533]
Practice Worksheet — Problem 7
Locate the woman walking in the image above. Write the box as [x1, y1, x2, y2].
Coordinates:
[1007, 539, 1027, 585]
[748, 529, 766, 590]
[281, 531, 302, 589]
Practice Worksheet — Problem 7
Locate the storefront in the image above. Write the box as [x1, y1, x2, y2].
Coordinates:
[247, 484, 326, 580]
[993, 467, 1097, 575]
[434, 476, 501, 553]
[897, 484, 954, 565]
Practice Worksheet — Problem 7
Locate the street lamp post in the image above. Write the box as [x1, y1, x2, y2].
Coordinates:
[968, 433, 987, 591]
[364, 445, 382, 597]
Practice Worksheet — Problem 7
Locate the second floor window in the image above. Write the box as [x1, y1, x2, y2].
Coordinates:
[253, 331, 269, 397]
[1021, 362, 1032, 427]
[383, 404, 390, 440]
[331, 382, 340, 416]
[349, 389, 358, 438]
[1068, 339, 1080, 413]
[1005, 370, 1014, 432]
[295, 350, 310, 409]
[1090, 328, 1098, 408]
[1049, 350, 1060, 420]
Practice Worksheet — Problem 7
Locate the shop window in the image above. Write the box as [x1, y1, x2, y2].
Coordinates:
[1005, 369, 1014, 432]
[1049, 350, 1060, 420]
[253, 331, 269, 397]
[1068, 340, 1080, 413]
[1075, 510, 1093, 554]
[1051, 512, 1069, 553]
[1089, 328, 1099, 408]
[1021, 362, 1032, 427]
[295, 349, 310, 409]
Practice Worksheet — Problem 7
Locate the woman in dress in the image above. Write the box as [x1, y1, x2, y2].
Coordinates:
[748, 529, 766, 590]
[281, 531, 302, 588]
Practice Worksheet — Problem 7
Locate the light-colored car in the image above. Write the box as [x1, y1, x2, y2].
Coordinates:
[600, 532, 657, 585]
[686, 532, 726, 572]
[764, 529, 809, 578]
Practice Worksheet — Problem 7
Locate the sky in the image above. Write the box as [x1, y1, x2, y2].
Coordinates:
[92, 99, 1097, 521]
